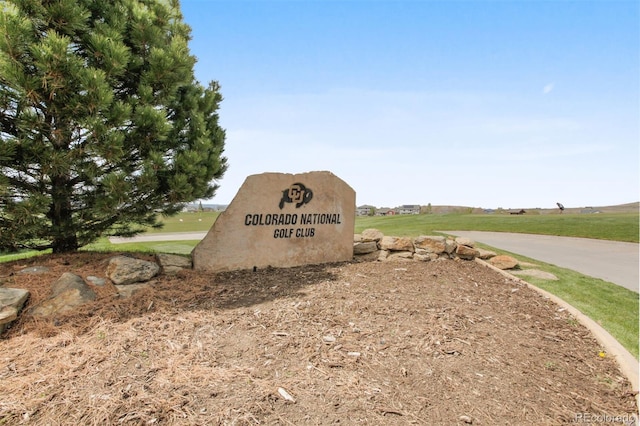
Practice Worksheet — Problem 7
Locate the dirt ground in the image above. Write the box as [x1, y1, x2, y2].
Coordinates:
[0, 253, 637, 425]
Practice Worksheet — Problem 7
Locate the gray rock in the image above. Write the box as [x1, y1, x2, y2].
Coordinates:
[30, 273, 96, 317]
[455, 244, 479, 260]
[488, 255, 519, 270]
[155, 253, 191, 274]
[354, 250, 382, 261]
[107, 256, 160, 285]
[52, 273, 93, 297]
[18, 266, 50, 274]
[444, 239, 457, 254]
[455, 237, 475, 248]
[413, 236, 446, 253]
[0, 288, 30, 333]
[414, 252, 439, 262]
[380, 236, 414, 252]
[86, 276, 106, 286]
[0, 287, 29, 309]
[353, 241, 378, 255]
[476, 248, 497, 260]
[0, 306, 19, 324]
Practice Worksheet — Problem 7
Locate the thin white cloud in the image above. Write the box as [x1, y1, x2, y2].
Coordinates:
[543, 83, 555, 94]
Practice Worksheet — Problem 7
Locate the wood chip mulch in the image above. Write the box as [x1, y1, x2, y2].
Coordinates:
[0, 253, 637, 425]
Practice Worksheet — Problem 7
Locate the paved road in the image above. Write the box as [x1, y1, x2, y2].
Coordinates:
[446, 231, 639, 293]
[110, 232, 208, 244]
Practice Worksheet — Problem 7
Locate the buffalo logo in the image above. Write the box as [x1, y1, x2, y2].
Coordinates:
[279, 183, 313, 209]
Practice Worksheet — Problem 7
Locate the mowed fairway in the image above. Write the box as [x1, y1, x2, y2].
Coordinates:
[354, 211, 639, 243]
[145, 211, 221, 233]
[146, 208, 639, 242]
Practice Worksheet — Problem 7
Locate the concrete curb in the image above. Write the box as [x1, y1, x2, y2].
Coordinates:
[475, 258, 639, 414]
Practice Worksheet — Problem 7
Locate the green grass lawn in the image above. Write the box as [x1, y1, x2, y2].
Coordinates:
[146, 211, 220, 233]
[133, 210, 639, 242]
[355, 212, 639, 243]
[2, 210, 637, 358]
[128, 209, 639, 242]
[82, 238, 198, 255]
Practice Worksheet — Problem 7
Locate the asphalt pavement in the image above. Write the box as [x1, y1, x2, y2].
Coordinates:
[110, 232, 208, 244]
[445, 231, 639, 293]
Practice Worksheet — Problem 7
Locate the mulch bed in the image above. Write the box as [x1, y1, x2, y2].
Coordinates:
[0, 253, 637, 425]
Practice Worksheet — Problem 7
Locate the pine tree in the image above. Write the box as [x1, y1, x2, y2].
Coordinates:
[0, 0, 227, 253]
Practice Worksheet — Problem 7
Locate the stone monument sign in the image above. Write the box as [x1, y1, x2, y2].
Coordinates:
[192, 171, 356, 272]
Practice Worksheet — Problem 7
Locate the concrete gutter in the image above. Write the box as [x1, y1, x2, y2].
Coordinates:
[475, 258, 639, 414]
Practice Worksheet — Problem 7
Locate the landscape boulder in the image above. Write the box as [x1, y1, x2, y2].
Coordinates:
[0, 288, 30, 333]
[380, 236, 414, 252]
[414, 251, 439, 262]
[354, 250, 382, 262]
[192, 171, 356, 272]
[361, 228, 384, 242]
[18, 266, 50, 275]
[455, 244, 480, 260]
[156, 253, 192, 274]
[444, 239, 457, 254]
[455, 237, 476, 248]
[107, 256, 160, 285]
[353, 241, 378, 255]
[353, 231, 481, 263]
[86, 276, 107, 286]
[488, 255, 519, 270]
[414, 235, 446, 253]
[476, 248, 497, 260]
[30, 273, 96, 317]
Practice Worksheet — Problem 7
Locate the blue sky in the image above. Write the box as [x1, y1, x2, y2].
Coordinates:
[180, 0, 639, 209]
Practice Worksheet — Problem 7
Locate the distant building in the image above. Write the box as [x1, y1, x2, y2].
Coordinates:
[356, 205, 376, 216]
[376, 208, 396, 216]
[397, 204, 421, 215]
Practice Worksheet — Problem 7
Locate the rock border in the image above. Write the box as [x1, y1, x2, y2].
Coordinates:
[353, 230, 484, 262]
[0, 253, 192, 331]
[0, 232, 547, 333]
